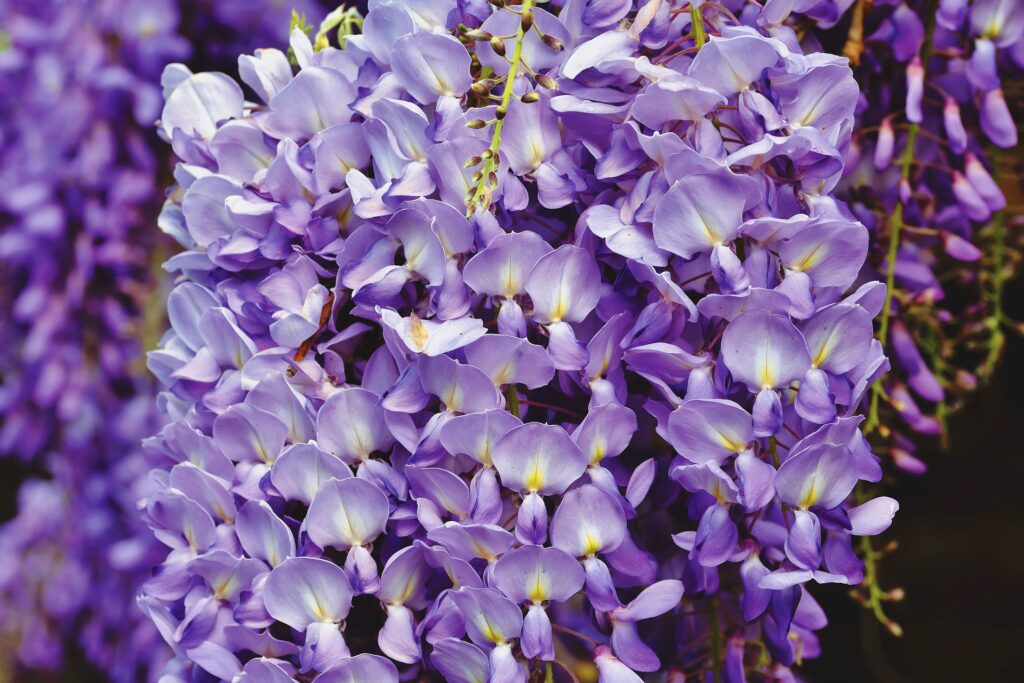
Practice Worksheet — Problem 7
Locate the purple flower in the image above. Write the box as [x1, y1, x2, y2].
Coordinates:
[132, 3, 928, 681]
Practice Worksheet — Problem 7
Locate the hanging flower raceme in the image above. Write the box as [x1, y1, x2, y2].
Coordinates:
[0, 1, 330, 680]
[763, 0, 1023, 464]
[0, 0, 189, 678]
[141, 2, 899, 681]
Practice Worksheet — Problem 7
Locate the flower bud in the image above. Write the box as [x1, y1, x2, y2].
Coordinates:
[490, 36, 506, 56]
[466, 119, 488, 129]
[964, 152, 1006, 211]
[464, 156, 482, 169]
[521, 8, 534, 32]
[873, 118, 895, 171]
[951, 170, 991, 222]
[541, 34, 564, 50]
[464, 29, 493, 42]
[471, 81, 491, 97]
[942, 97, 967, 154]
[940, 231, 982, 262]
[536, 74, 557, 90]
[980, 88, 1017, 148]
[520, 91, 540, 104]
[905, 56, 924, 123]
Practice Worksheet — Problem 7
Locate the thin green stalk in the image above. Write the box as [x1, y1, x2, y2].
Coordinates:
[467, 0, 535, 215]
[866, 7, 936, 433]
[858, 534, 902, 637]
[544, 662, 554, 683]
[983, 147, 1006, 378]
[691, 4, 708, 50]
[505, 384, 521, 419]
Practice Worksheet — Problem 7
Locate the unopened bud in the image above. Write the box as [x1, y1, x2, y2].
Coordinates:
[466, 119, 488, 129]
[490, 36, 506, 56]
[886, 588, 906, 602]
[471, 81, 491, 97]
[541, 33, 564, 50]
[495, 106, 507, 120]
[465, 29, 493, 41]
[521, 8, 534, 32]
[471, 170, 484, 183]
[886, 620, 904, 637]
[481, 149, 494, 159]
[488, 0, 505, 7]
[464, 156, 482, 169]
[536, 74, 557, 90]
[520, 91, 540, 103]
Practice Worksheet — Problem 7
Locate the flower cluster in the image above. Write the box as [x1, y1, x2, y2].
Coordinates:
[141, 2, 904, 681]
[0, 1, 324, 680]
[777, 0, 1023, 459]
[0, 0, 187, 677]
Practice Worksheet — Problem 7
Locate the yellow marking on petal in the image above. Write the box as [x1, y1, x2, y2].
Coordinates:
[582, 528, 602, 556]
[590, 439, 606, 466]
[214, 576, 235, 600]
[481, 618, 504, 644]
[529, 139, 545, 171]
[256, 440, 273, 464]
[759, 361, 776, 390]
[409, 314, 430, 351]
[492, 361, 514, 386]
[471, 541, 495, 561]
[503, 250, 517, 297]
[525, 458, 545, 492]
[551, 292, 568, 322]
[715, 429, 745, 453]
[791, 244, 824, 272]
[711, 482, 729, 505]
[701, 222, 717, 244]
[528, 572, 548, 603]
[444, 383, 461, 411]
[397, 579, 415, 605]
[799, 479, 818, 509]
[336, 203, 353, 230]
[479, 442, 493, 467]
[812, 341, 832, 369]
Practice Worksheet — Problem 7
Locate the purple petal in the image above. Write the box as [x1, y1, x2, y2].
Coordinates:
[306, 477, 389, 550]
[525, 245, 602, 324]
[391, 32, 472, 104]
[263, 557, 353, 629]
[721, 311, 811, 392]
[492, 423, 587, 496]
[551, 485, 627, 557]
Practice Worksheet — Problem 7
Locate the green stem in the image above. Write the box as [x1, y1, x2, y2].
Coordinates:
[691, 4, 708, 50]
[544, 662, 554, 683]
[467, 0, 535, 215]
[709, 596, 722, 683]
[983, 148, 1006, 379]
[505, 384, 521, 419]
[858, 534, 902, 637]
[866, 8, 936, 433]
